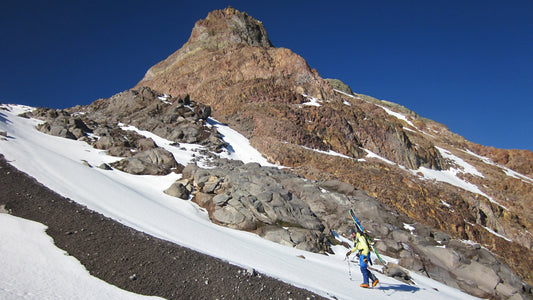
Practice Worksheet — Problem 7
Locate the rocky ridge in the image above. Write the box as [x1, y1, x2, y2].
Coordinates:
[25, 87, 226, 175]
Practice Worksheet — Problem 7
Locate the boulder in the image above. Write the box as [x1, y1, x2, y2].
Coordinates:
[193, 192, 214, 207]
[94, 136, 114, 149]
[212, 193, 231, 206]
[318, 179, 356, 195]
[391, 230, 411, 243]
[290, 228, 324, 252]
[202, 176, 223, 193]
[164, 182, 190, 199]
[452, 260, 501, 294]
[417, 245, 461, 270]
[111, 148, 182, 175]
[136, 138, 157, 151]
[384, 239, 403, 252]
[374, 240, 388, 253]
[34, 110, 92, 140]
[98, 163, 113, 170]
[44, 124, 75, 139]
[495, 282, 519, 298]
[259, 227, 293, 247]
[212, 199, 256, 230]
[383, 263, 413, 285]
[398, 256, 425, 273]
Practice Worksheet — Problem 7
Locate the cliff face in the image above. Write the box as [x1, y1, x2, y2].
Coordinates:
[134, 7, 533, 288]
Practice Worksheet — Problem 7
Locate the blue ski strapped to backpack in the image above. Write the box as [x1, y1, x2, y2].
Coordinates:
[349, 209, 384, 264]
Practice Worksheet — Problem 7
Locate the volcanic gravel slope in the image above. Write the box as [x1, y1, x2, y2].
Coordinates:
[0, 154, 326, 300]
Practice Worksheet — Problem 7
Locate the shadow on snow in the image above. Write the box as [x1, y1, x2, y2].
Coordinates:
[376, 282, 420, 294]
[0, 112, 10, 125]
[0, 112, 15, 140]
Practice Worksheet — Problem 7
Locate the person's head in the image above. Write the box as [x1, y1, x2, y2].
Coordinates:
[348, 228, 356, 238]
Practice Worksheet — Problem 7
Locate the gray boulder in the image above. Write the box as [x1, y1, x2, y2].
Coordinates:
[452, 260, 501, 294]
[383, 263, 414, 285]
[34, 109, 92, 140]
[164, 181, 191, 199]
[418, 245, 461, 270]
[318, 179, 356, 195]
[111, 148, 182, 175]
[98, 163, 113, 170]
[257, 226, 324, 252]
[94, 135, 114, 149]
[212, 197, 256, 230]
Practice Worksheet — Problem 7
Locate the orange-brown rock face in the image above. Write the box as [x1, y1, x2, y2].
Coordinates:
[135, 7, 533, 286]
[470, 144, 533, 177]
[137, 7, 330, 110]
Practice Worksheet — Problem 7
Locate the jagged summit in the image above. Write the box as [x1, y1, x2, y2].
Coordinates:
[139, 7, 277, 85]
[137, 7, 330, 107]
[188, 7, 273, 49]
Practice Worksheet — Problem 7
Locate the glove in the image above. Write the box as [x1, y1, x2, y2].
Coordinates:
[345, 251, 350, 258]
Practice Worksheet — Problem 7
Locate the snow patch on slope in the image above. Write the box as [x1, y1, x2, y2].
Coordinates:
[0, 213, 163, 299]
[301, 94, 322, 107]
[462, 149, 533, 185]
[437, 146, 483, 178]
[413, 146, 509, 211]
[376, 104, 416, 128]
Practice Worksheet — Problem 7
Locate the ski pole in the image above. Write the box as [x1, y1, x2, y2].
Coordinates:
[346, 258, 352, 281]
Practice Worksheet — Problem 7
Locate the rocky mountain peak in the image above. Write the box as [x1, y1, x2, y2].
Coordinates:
[137, 7, 330, 103]
[187, 7, 273, 49]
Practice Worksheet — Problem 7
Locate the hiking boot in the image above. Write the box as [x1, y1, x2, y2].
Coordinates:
[360, 283, 369, 288]
[372, 279, 379, 287]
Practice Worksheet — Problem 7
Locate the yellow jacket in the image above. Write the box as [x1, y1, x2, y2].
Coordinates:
[349, 232, 370, 256]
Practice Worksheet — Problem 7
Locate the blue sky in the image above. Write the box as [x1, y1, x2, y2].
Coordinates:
[1, 1, 532, 151]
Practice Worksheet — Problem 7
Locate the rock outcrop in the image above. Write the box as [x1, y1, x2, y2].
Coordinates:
[75, 87, 225, 152]
[24, 87, 223, 176]
[180, 160, 329, 253]
[326, 78, 354, 95]
[165, 157, 529, 299]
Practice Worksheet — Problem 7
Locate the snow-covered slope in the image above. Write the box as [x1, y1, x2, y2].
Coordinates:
[0, 105, 478, 300]
[0, 213, 164, 299]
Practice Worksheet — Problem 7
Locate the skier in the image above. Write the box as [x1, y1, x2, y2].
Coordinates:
[345, 228, 379, 288]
